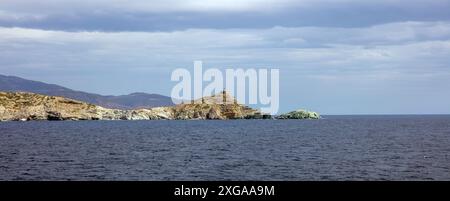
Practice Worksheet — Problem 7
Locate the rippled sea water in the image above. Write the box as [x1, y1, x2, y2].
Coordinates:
[1, 115, 450, 180]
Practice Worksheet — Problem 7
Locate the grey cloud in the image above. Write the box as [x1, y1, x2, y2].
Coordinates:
[1, 0, 450, 31]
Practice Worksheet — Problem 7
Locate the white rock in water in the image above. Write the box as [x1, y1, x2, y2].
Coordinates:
[277, 109, 320, 119]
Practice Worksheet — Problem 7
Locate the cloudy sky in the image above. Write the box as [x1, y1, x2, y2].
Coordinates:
[1, 0, 450, 114]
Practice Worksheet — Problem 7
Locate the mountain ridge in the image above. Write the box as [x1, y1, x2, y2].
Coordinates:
[0, 74, 174, 109]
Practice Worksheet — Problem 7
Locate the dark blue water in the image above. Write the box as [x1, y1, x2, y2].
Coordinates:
[1, 115, 450, 180]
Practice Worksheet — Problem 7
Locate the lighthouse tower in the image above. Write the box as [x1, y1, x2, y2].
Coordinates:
[222, 89, 227, 103]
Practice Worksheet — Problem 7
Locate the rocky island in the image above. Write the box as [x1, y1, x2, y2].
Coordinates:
[0, 91, 319, 121]
[277, 109, 320, 119]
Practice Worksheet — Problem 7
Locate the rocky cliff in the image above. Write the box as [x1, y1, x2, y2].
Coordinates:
[172, 91, 259, 120]
[0, 91, 259, 121]
[0, 91, 319, 121]
[0, 92, 173, 121]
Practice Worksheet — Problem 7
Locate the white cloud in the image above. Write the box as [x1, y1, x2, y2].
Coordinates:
[1, 0, 449, 32]
[1, 21, 449, 77]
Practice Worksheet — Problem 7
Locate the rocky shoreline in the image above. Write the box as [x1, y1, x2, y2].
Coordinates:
[0, 91, 320, 121]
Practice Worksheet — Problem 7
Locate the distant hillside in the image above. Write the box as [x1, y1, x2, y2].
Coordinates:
[0, 74, 174, 109]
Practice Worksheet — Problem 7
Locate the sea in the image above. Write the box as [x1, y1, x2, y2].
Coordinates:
[1, 115, 449, 180]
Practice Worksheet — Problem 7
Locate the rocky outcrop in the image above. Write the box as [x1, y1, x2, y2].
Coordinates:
[171, 91, 258, 120]
[0, 91, 259, 121]
[0, 92, 98, 121]
[0, 91, 320, 121]
[172, 102, 258, 120]
[277, 109, 320, 119]
[0, 92, 175, 121]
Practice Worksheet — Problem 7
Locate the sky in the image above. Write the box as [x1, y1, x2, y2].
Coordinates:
[1, 0, 450, 114]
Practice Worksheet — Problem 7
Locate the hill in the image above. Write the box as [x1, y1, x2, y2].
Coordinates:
[0, 74, 174, 109]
